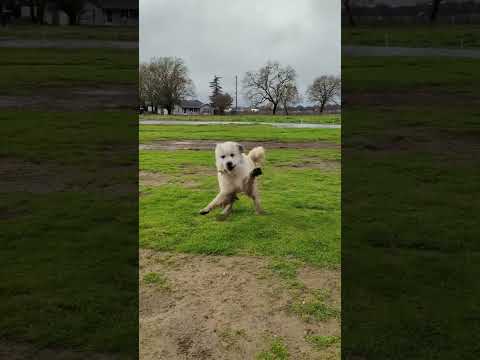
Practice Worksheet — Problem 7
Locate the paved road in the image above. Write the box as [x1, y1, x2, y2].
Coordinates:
[343, 45, 480, 58]
[140, 120, 341, 129]
[0, 39, 138, 49]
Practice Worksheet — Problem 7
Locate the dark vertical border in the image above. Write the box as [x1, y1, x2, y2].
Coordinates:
[1, 4, 139, 359]
[342, 2, 480, 359]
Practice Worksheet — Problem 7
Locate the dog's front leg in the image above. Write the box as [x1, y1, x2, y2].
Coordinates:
[217, 202, 234, 221]
[199, 192, 229, 215]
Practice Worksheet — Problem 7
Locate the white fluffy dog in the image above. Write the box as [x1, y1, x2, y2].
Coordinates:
[199, 141, 265, 219]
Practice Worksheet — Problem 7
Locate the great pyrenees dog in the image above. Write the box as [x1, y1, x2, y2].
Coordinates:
[199, 141, 265, 219]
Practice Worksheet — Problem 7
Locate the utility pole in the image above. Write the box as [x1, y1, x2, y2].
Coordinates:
[235, 75, 238, 113]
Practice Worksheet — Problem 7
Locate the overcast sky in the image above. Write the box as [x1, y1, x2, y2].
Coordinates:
[140, 0, 340, 106]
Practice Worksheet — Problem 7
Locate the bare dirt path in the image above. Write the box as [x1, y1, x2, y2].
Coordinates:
[140, 140, 340, 151]
[140, 249, 340, 360]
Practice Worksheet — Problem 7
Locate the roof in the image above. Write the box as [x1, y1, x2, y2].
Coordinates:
[96, 0, 139, 10]
[181, 100, 204, 108]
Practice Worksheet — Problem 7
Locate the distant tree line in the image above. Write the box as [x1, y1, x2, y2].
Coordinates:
[139, 57, 340, 115]
[343, 0, 458, 25]
[139, 57, 195, 115]
[242, 61, 340, 115]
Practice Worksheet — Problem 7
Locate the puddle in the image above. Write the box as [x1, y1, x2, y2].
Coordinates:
[140, 120, 340, 129]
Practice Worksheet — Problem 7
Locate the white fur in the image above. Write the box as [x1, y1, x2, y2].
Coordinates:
[200, 142, 265, 218]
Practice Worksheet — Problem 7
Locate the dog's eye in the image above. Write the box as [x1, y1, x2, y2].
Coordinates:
[221, 155, 226, 159]
[230, 154, 234, 157]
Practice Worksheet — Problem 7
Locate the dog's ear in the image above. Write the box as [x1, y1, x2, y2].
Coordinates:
[238, 143, 244, 153]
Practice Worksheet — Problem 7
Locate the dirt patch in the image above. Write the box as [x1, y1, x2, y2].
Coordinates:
[0, 158, 136, 195]
[343, 129, 480, 161]
[0, 158, 67, 194]
[0, 85, 137, 111]
[280, 160, 341, 171]
[346, 89, 480, 107]
[140, 171, 170, 187]
[0, 341, 119, 360]
[140, 249, 340, 360]
[140, 140, 339, 151]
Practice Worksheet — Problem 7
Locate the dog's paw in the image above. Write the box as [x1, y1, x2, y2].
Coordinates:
[199, 209, 210, 215]
[251, 168, 262, 177]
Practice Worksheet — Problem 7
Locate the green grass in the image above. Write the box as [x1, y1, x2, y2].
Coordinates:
[343, 24, 480, 48]
[268, 259, 301, 281]
[1, 192, 137, 356]
[342, 54, 480, 359]
[142, 272, 170, 290]
[305, 335, 341, 351]
[289, 289, 340, 322]
[1, 111, 137, 357]
[256, 338, 289, 360]
[140, 124, 341, 144]
[0, 24, 138, 41]
[140, 148, 340, 174]
[140, 113, 341, 124]
[140, 147, 340, 267]
[342, 56, 480, 93]
[0, 111, 137, 164]
[0, 48, 137, 94]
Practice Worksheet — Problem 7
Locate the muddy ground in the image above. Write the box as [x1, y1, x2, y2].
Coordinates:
[140, 249, 341, 360]
[0, 86, 137, 111]
[139, 140, 339, 151]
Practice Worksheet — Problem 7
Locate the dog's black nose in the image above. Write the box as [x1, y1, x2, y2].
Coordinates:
[226, 161, 233, 167]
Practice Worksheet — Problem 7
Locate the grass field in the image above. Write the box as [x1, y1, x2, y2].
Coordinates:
[342, 51, 480, 359]
[1, 25, 139, 357]
[0, 24, 138, 41]
[140, 147, 340, 266]
[140, 124, 341, 144]
[342, 55, 480, 93]
[343, 24, 480, 48]
[1, 111, 138, 358]
[139, 123, 341, 358]
[140, 113, 342, 124]
[0, 47, 137, 94]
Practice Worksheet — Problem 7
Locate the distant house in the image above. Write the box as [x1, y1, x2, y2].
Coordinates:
[80, 0, 139, 26]
[19, 0, 138, 26]
[173, 100, 213, 115]
[200, 103, 214, 115]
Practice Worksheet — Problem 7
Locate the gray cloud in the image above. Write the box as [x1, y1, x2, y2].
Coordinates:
[140, 0, 340, 106]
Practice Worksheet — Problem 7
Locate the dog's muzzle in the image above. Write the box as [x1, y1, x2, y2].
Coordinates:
[226, 162, 235, 171]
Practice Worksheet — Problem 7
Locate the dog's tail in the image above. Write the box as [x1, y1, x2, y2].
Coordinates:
[248, 146, 265, 167]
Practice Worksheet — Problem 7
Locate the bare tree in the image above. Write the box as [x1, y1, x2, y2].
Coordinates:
[142, 57, 195, 115]
[242, 61, 297, 115]
[139, 62, 156, 112]
[429, 0, 444, 23]
[307, 76, 341, 113]
[343, 0, 355, 26]
[281, 83, 300, 115]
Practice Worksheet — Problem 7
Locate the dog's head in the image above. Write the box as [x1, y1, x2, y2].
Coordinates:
[215, 141, 244, 173]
